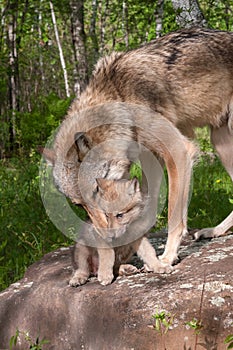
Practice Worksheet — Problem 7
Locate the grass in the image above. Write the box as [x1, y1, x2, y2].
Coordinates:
[0, 128, 232, 291]
[154, 128, 232, 230]
[189, 128, 232, 229]
[9, 329, 49, 350]
[0, 155, 73, 291]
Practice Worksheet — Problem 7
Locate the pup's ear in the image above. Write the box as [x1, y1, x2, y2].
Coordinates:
[74, 132, 92, 160]
[96, 178, 113, 193]
[128, 177, 140, 195]
[38, 146, 56, 166]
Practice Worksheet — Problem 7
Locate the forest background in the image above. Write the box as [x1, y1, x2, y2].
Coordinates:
[0, 0, 233, 291]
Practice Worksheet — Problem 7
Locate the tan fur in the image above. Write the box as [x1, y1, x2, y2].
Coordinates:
[69, 178, 172, 286]
[42, 27, 233, 277]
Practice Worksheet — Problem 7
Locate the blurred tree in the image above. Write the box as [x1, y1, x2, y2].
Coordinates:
[6, 0, 20, 151]
[69, 0, 88, 96]
[171, 0, 207, 28]
[0, 0, 233, 157]
[155, 0, 164, 37]
[49, 1, 70, 97]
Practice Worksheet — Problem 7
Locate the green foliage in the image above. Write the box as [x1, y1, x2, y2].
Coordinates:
[225, 334, 233, 350]
[0, 154, 74, 291]
[9, 329, 49, 350]
[0, 94, 80, 291]
[130, 162, 142, 184]
[1, 0, 233, 157]
[188, 128, 232, 229]
[200, 0, 233, 30]
[16, 94, 72, 152]
[185, 318, 203, 335]
[162, 0, 179, 34]
[152, 308, 174, 335]
[152, 127, 232, 231]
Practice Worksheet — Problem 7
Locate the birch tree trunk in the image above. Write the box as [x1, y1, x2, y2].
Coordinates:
[122, 1, 129, 48]
[7, 0, 19, 150]
[99, 0, 108, 54]
[38, 0, 45, 84]
[154, 0, 164, 38]
[69, 0, 88, 97]
[171, 0, 207, 28]
[49, 1, 70, 98]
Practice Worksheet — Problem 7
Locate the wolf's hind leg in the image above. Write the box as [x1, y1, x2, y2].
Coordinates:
[195, 121, 233, 240]
[194, 212, 233, 240]
[211, 121, 233, 180]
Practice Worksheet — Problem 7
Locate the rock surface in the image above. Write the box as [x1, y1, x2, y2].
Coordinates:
[0, 233, 233, 350]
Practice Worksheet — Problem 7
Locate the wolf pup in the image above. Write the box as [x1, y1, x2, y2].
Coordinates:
[69, 177, 171, 286]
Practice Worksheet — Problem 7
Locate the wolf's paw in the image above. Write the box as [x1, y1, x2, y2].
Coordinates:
[119, 264, 140, 276]
[194, 226, 233, 240]
[98, 271, 114, 286]
[69, 271, 89, 287]
[159, 253, 179, 266]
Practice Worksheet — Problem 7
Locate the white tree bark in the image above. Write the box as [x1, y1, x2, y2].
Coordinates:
[154, 0, 164, 38]
[99, 0, 108, 54]
[7, 8, 18, 142]
[122, 1, 129, 48]
[171, 0, 207, 28]
[49, 1, 70, 98]
[38, 0, 45, 84]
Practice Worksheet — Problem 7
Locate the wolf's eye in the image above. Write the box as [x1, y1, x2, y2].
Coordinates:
[116, 213, 123, 219]
[93, 186, 99, 197]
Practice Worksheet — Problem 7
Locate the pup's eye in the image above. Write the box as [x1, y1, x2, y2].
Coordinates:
[116, 213, 123, 219]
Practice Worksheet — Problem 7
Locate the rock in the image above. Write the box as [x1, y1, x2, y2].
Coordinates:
[0, 233, 233, 350]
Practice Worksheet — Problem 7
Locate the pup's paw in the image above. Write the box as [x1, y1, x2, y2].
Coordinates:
[144, 261, 173, 274]
[119, 264, 140, 276]
[69, 271, 89, 287]
[98, 271, 114, 286]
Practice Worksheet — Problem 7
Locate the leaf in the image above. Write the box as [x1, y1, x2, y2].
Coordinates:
[9, 329, 19, 349]
[225, 335, 233, 343]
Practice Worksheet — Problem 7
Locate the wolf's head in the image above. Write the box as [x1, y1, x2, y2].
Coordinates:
[39, 103, 137, 204]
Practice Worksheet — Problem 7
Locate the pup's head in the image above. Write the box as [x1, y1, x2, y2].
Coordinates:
[85, 177, 145, 242]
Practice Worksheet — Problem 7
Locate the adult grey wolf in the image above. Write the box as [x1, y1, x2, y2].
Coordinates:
[42, 27, 233, 277]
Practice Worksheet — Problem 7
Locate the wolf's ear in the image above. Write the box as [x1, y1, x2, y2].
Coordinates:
[70, 197, 83, 205]
[38, 146, 56, 166]
[96, 178, 110, 191]
[128, 177, 140, 195]
[74, 132, 92, 160]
